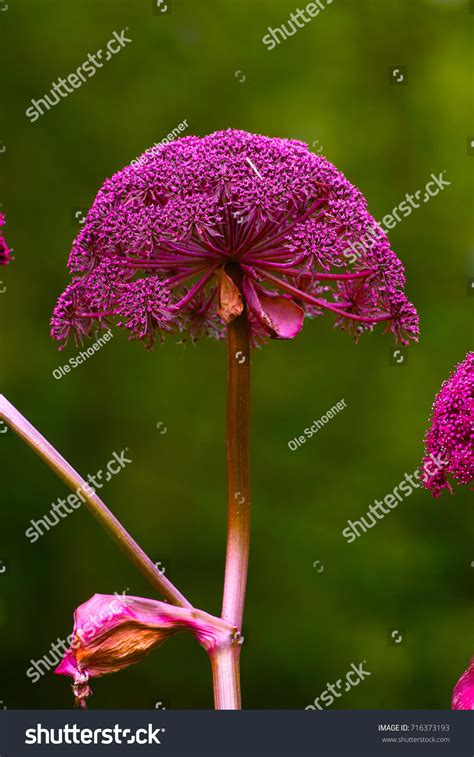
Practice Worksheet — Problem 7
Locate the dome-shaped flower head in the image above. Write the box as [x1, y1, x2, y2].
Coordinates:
[0, 214, 12, 266]
[452, 657, 474, 710]
[51, 129, 419, 349]
[421, 352, 474, 497]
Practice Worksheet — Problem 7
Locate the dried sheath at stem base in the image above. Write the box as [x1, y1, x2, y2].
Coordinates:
[55, 594, 237, 708]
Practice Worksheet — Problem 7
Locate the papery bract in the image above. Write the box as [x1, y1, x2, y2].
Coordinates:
[55, 593, 236, 707]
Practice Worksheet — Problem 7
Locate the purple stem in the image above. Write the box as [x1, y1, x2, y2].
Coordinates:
[173, 264, 220, 308]
[252, 262, 374, 280]
[262, 271, 392, 324]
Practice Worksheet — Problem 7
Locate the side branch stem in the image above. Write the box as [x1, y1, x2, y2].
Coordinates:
[0, 395, 191, 608]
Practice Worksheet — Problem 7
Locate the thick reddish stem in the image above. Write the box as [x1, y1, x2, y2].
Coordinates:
[212, 310, 251, 710]
[222, 313, 251, 630]
[210, 643, 242, 709]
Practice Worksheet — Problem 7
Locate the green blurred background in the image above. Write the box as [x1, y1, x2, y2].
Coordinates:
[0, 0, 472, 710]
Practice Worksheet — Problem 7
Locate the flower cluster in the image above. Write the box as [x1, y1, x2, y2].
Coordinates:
[51, 129, 419, 349]
[0, 214, 11, 265]
[421, 352, 474, 497]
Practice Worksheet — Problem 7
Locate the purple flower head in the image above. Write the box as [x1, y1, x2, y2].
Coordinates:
[0, 214, 12, 266]
[452, 657, 474, 710]
[51, 129, 419, 349]
[421, 352, 474, 497]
